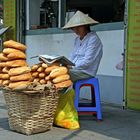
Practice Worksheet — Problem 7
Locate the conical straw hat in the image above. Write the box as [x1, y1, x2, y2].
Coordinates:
[62, 11, 99, 29]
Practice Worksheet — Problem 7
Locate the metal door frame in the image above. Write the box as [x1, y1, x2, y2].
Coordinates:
[16, 0, 26, 43]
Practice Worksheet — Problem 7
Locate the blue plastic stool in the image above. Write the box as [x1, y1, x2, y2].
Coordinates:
[74, 77, 102, 120]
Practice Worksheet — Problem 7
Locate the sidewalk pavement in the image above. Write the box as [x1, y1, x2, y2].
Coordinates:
[0, 91, 140, 140]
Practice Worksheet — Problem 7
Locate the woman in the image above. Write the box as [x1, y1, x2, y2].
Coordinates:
[63, 11, 103, 82]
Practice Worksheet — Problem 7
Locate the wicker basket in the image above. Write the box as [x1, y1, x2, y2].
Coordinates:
[3, 89, 59, 135]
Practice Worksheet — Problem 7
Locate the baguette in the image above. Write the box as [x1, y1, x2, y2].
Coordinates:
[45, 65, 60, 74]
[8, 66, 31, 76]
[0, 62, 6, 67]
[39, 72, 46, 78]
[2, 80, 10, 86]
[1, 74, 10, 80]
[52, 74, 70, 83]
[3, 48, 24, 54]
[6, 60, 27, 67]
[45, 75, 50, 81]
[42, 63, 48, 68]
[32, 71, 39, 77]
[31, 64, 41, 71]
[8, 81, 30, 89]
[3, 40, 27, 51]
[37, 67, 45, 72]
[0, 53, 8, 61]
[2, 67, 10, 73]
[7, 51, 26, 60]
[0, 79, 3, 86]
[50, 66, 68, 78]
[54, 80, 72, 89]
[39, 79, 46, 84]
[0, 74, 3, 79]
[10, 73, 32, 82]
[33, 78, 40, 82]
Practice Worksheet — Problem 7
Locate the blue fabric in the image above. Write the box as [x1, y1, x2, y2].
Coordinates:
[69, 31, 103, 76]
[69, 69, 93, 83]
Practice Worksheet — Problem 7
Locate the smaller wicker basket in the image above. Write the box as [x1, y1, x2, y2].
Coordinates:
[3, 85, 59, 135]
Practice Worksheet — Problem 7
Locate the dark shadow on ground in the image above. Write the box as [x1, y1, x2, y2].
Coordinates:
[0, 118, 10, 131]
[0, 105, 7, 110]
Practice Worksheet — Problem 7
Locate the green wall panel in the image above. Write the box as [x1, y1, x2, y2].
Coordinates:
[126, 0, 140, 110]
[4, 0, 16, 40]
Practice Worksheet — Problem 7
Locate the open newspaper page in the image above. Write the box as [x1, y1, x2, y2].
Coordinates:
[39, 54, 75, 66]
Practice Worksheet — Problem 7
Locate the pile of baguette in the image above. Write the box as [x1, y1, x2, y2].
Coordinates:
[0, 40, 73, 90]
[31, 62, 72, 89]
[0, 40, 32, 89]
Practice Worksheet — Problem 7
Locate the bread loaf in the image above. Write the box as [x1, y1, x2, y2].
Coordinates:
[8, 81, 30, 89]
[52, 74, 70, 83]
[7, 51, 26, 60]
[37, 67, 45, 72]
[50, 66, 68, 78]
[0, 62, 6, 67]
[2, 80, 10, 86]
[1, 74, 10, 80]
[33, 78, 40, 82]
[45, 75, 50, 81]
[0, 53, 8, 61]
[39, 79, 46, 84]
[42, 63, 48, 68]
[3, 48, 24, 54]
[32, 71, 39, 77]
[0, 74, 3, 79]
[0, 79, 3, 86]
[45, 65, 60, 74]
[54, 80, 72, 89]
[6, 60, 27, 67]
[10, 73, 32, 82]
[3, 40, 27, 51]
[39, 72, 46, 78]
[8, 66, 31, 76]
[2, 67, 9, 73]
[31, 64, 41, 71]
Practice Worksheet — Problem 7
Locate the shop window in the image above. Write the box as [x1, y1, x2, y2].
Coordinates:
[27, 0, 125, 30]
[40, 0, 58, 28]
[66, 0, 125, 23]
[28, 0, 59, 30]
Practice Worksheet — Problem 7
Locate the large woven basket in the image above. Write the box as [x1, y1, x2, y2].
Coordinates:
[3, 88, 59, 135]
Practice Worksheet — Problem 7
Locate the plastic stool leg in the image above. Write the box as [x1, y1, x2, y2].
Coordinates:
[93, 78, 102, 120]
[74, 82, 80, 110]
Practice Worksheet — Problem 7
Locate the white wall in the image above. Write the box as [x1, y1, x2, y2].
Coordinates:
[98, 30, 124, 77]
[26, 33, 75, 65]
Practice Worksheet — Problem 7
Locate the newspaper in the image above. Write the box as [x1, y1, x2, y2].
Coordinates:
[31, 54, 75, 66]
